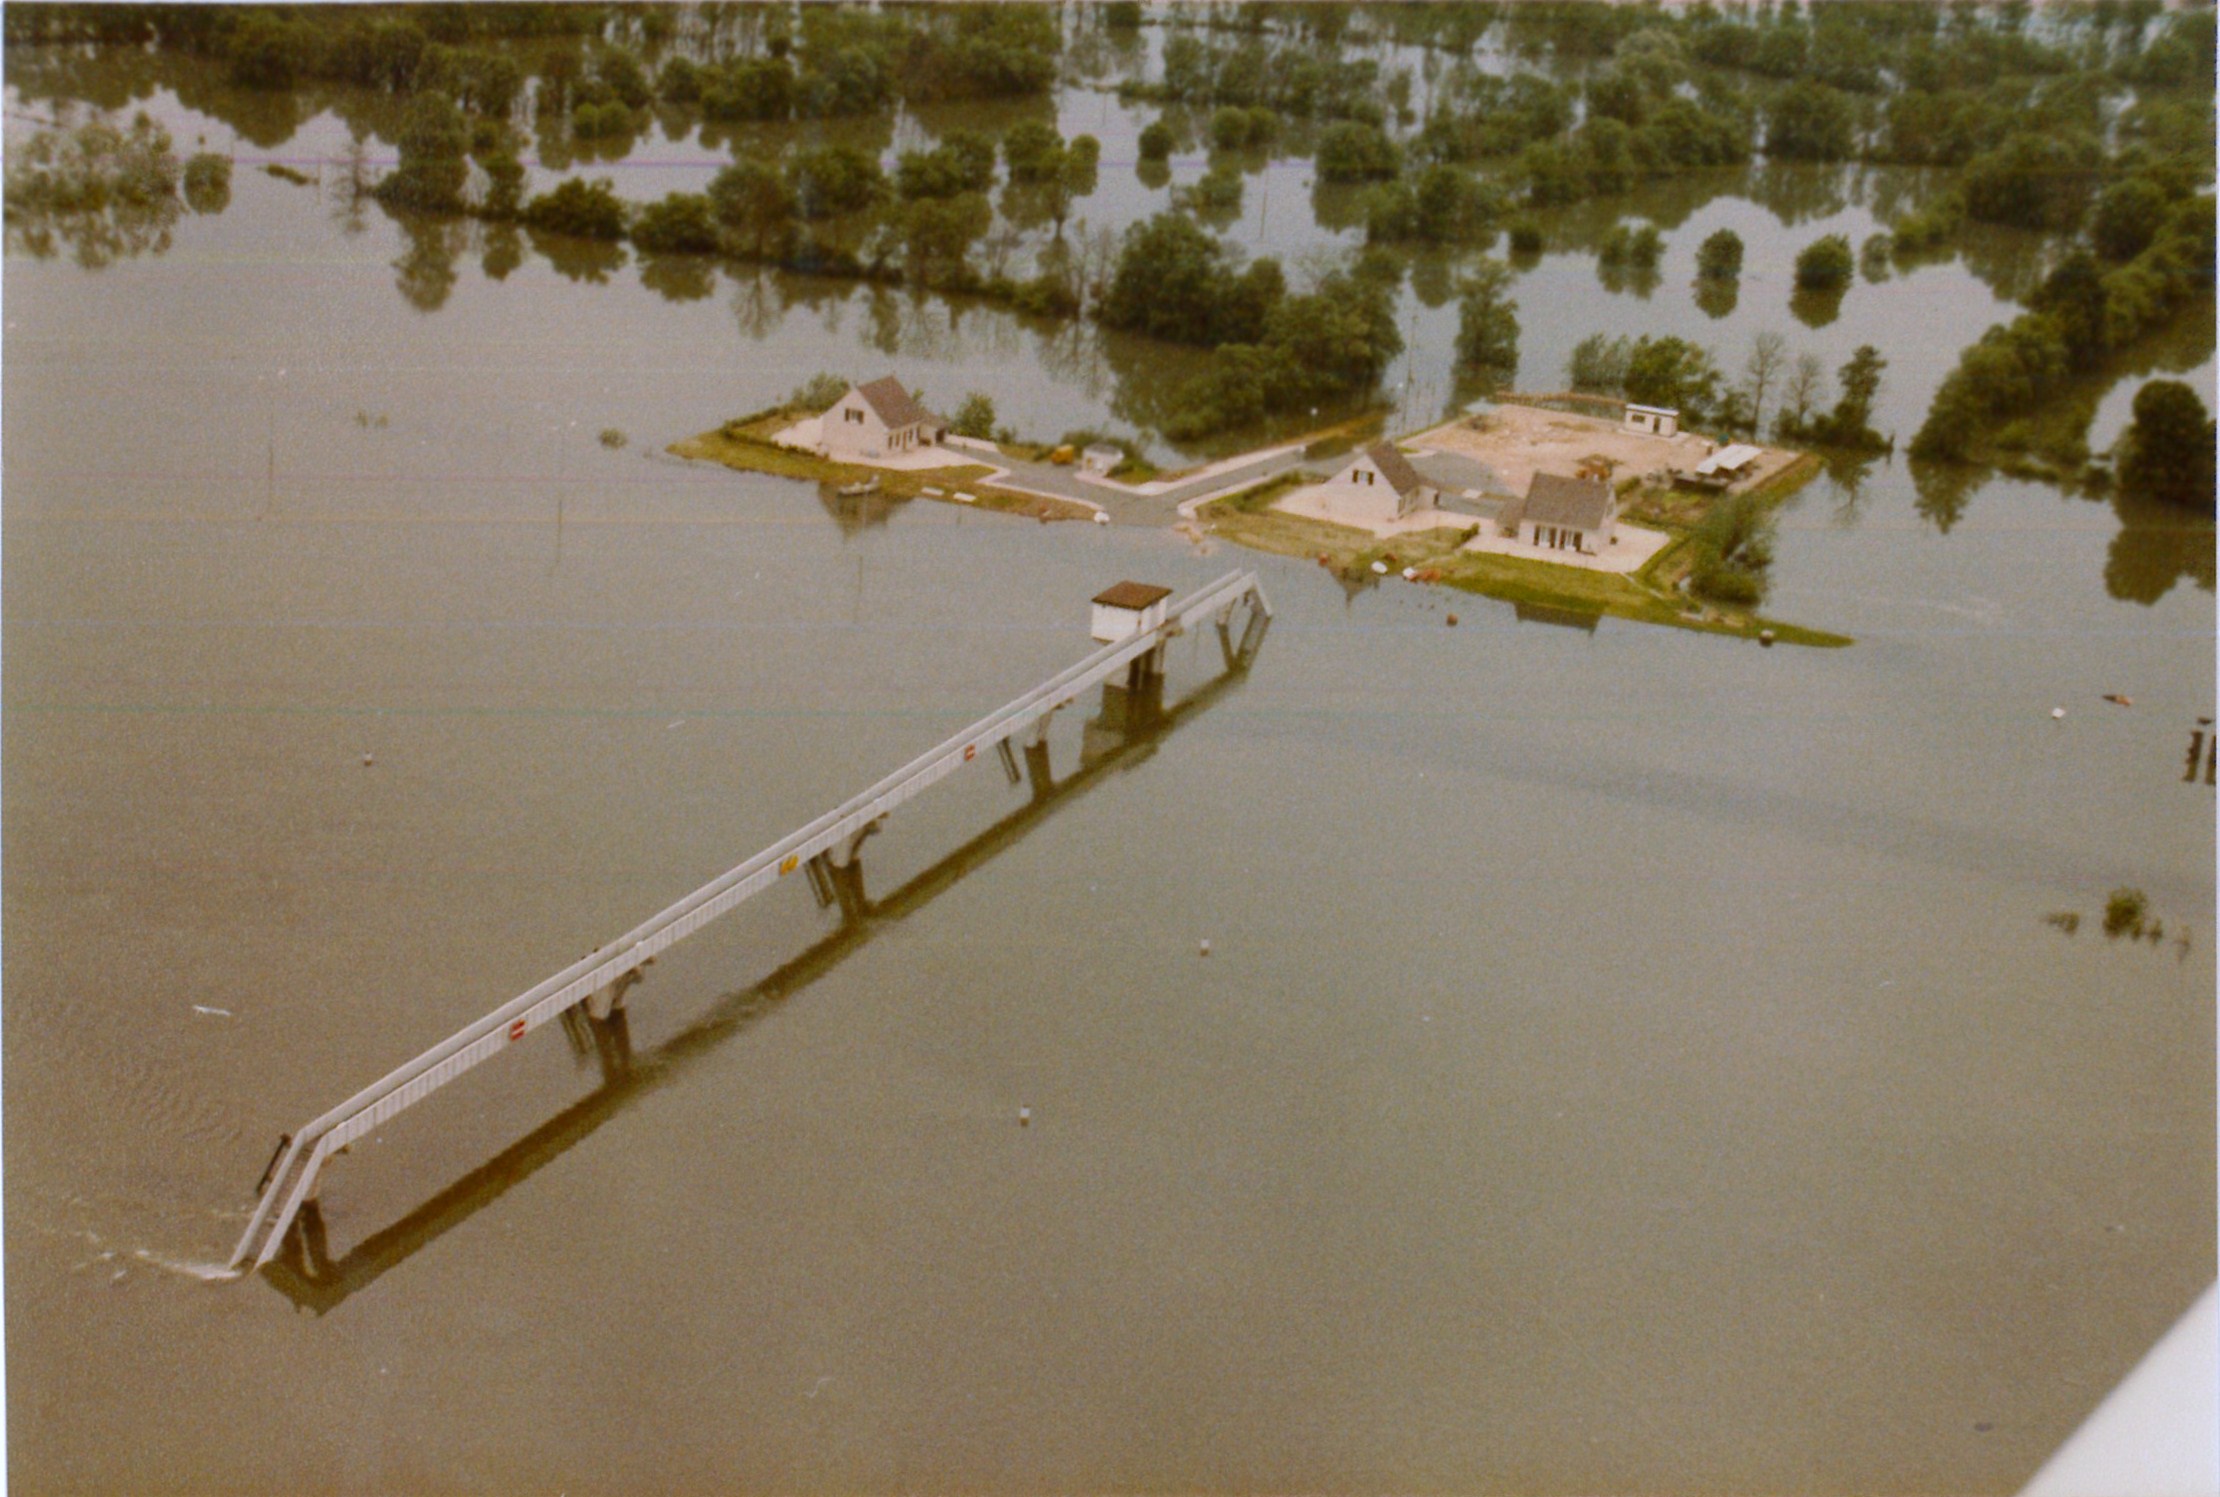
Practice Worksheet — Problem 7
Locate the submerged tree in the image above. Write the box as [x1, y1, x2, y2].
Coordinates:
[1688, 492, 1778, 605]
[2117, 380, 2217, 514]
[1695, 227, 1743, 281]
[1793, 232, 1854, 292]
[1453, 258, 1520, 375]
[1742, 331, 1786, 435]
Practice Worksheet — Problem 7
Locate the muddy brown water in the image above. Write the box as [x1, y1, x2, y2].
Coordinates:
[4, 49, 2213, 1496]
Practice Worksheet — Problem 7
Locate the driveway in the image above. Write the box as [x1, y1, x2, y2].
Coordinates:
[780, 422, 1321, 527]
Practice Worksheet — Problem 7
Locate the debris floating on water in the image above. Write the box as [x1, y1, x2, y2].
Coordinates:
[2102, 693, 2133, 707]
[190, 1005, 233, 1019]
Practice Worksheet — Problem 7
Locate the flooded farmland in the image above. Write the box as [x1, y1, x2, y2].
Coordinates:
[4, 17, 2213, 1495]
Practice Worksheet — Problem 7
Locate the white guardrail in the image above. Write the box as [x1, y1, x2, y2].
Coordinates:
[230, 571, 1270, 1270]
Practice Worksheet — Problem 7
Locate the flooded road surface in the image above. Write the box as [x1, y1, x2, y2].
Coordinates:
[5, 58, 2214, 1497]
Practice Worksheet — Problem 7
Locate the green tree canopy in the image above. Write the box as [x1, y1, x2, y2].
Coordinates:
[2118, 380, 2217, 513]
[1793, 233, 1855, 291]
[1696, 228, 1743, 280]
[1454, 258, 1520, 373]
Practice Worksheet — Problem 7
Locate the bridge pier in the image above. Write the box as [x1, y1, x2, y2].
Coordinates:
[1023, 738, 1055, 800]
[589, 1005, 632, 1082]
[1218, 601, 1270, 672]
[825, 856, 870, 922]
[808, 817, 882, 924]
[278, 1196, 334, 1283]
[584, 966, 642, 1022]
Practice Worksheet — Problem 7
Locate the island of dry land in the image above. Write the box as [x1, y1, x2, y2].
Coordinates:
[675, 389, 1847, 648]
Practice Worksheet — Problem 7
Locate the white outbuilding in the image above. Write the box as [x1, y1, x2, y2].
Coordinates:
[818, 375, 944, 461]
[1090, 581, 1173, 643]
[1624, 403, 1680, 437]
[1693, 442, 1763, 479]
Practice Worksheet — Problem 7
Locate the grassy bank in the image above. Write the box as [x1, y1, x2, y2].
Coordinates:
[670, 409, 1097, 523]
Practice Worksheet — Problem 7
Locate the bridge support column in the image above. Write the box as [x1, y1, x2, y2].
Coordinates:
[588, 1005, 633, 1083]
[826, 857, 869, 923]
[585, 966, 642, 1022]
[1023, 738, 1055, 801]
[279, 1196, 334, 1282]
[1218, 602, 1270, 672]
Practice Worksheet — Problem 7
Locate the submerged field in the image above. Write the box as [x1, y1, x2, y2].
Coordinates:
[2, 4, 2212, 1494]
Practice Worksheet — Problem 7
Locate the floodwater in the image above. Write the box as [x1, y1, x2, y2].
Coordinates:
[5, 41, 2215, 1497]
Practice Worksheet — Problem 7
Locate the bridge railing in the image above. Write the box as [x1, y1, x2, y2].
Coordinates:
[230, 570, 1270, 1270]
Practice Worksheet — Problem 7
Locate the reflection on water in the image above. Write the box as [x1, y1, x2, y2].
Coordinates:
[815, 483, 906, 538]
[2104, 491, 2218, 606]
[1693, 275, 1738, 320]
[260, 656, 1257, 1316]
[639, 250, 718, 303]
[529, 223, 629, 284]
[391, 211, 465, 312]
[4, 185, 179, 268]
[1788, 282, 1844, 329]
[1821, 447, 1885, 527]
[1513, 599, 1603, 633]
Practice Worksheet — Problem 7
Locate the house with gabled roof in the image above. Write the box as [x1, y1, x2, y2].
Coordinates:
[1322, 442, 1435, 524]
[819, 375, 945, 460]
[1504, 470, 1618, 553]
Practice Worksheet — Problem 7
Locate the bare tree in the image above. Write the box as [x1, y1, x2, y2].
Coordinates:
[1782, 352, 1828, 436]
[978, 222, 1024, 283]
[1074, 220, 1120, 313]
[1743, 330, 1786, 435]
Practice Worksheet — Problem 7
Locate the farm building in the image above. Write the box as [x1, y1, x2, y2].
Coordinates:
[1694, 443, 1763, 480]
[1506, 471, 1619, 553]
[1624, 403, 1680, 436]
[819, 376, 944, 461]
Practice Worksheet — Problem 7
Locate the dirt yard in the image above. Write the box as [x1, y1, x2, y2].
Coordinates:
[1412, 400, 1803, 496]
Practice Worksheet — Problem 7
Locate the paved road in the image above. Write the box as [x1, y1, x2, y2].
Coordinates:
[975, 443, 1320, 527]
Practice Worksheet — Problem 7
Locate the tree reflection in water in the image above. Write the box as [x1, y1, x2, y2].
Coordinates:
[2104, 491, 2216, 605]
[639, 251, 717, 303]
[1788, 282, 1845, 329]
[6, 190, 179, 269]
[527, 225, 627, 284]
[390, 210, 464, 311]
[480, 221, 523, 282]
[726, 267, 788, 341]
[1821, 448, 1883, 528]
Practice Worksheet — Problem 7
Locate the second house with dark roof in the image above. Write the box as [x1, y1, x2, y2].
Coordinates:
[1503, 471, 1619, 554]
[818, 375, 946, 461]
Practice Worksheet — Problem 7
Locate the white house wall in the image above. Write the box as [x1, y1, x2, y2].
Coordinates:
[820, 392, 888, 458]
